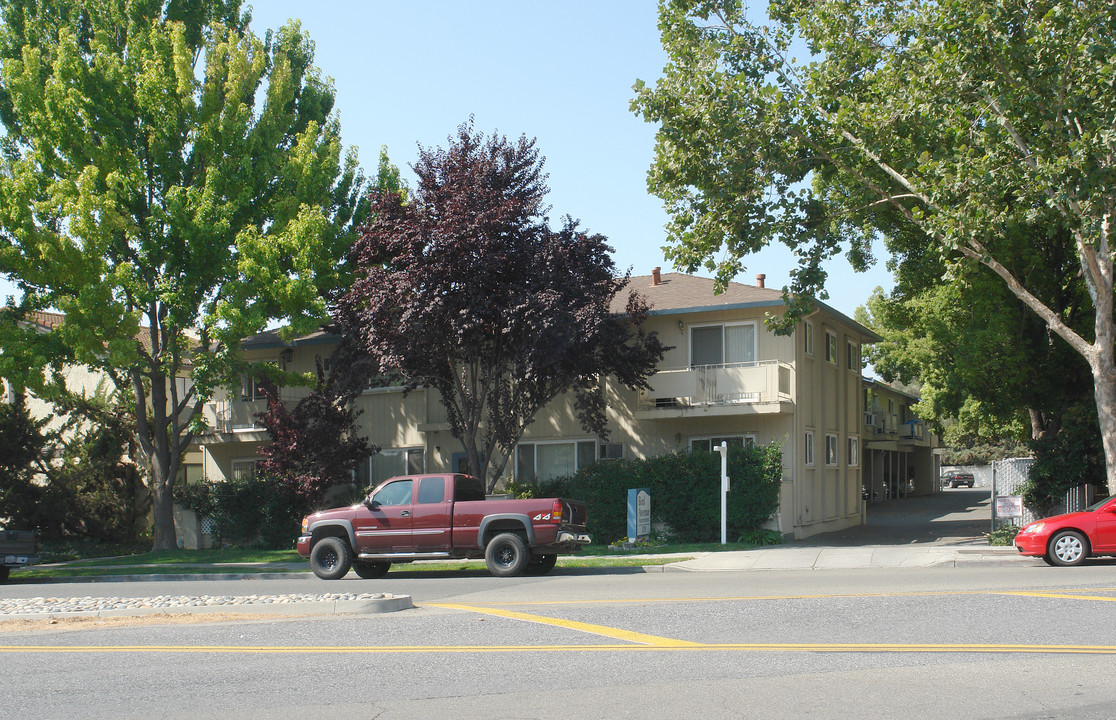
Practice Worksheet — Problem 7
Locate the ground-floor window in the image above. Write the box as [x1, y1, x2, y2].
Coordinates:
[370, 448, 425, 487]
[825, 434, 839, 466]
[517, 440, 597, 483]
[231, 459, 260, 481]
[848, 436, 860, 467]
[599, 442, 624, 461]
[690, 435, 757, 453]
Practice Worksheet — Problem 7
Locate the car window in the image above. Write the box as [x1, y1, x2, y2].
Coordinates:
[373, 480, 413, 506]
[417, 477, 445, 504]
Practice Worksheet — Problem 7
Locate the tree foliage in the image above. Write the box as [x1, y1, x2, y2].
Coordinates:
[0, 1, 368, 548]
[633, 0, 1116, 485]
[0, 389, 145, 542]
[338, 122, 668, 491]
[254, 338, 377, 507]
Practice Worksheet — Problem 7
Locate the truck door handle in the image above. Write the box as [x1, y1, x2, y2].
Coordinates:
[400, 511, 412, 517]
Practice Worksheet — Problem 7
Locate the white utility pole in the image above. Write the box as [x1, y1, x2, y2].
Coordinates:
[714, 441, 730, 545]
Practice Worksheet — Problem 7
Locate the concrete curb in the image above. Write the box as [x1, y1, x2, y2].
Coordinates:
[0, 594, 414, 621]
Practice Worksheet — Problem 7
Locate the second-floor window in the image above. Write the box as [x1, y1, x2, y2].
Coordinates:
[691, 322, 757, 368]
[825, 331, 838, 365]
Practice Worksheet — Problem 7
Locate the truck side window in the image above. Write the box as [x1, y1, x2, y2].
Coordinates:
[417, 477, 445, 504]
[373, 480, 413, 506]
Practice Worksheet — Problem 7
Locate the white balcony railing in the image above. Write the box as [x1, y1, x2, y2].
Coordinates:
[204, 399, 268, 433]
[638, 361, 793, 409]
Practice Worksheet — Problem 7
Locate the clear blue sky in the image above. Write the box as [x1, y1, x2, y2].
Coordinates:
[0, 1, 892, 318]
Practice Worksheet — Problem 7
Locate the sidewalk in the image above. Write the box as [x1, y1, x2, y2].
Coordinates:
[668, 542, 1018, 572]
[669, 489, 1019, 572]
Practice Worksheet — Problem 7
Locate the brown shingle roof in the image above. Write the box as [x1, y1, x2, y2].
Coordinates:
[613, 272, 783, 315]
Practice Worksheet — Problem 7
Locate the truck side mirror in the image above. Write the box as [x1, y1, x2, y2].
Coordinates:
[363, 497, 381, 511]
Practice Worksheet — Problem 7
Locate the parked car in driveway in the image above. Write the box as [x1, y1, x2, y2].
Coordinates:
[941, 470, 975, 488]
[1014, 495, 1116, 566]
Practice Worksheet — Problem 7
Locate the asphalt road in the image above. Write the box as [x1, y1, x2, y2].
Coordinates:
[4, 561, 1116, 719]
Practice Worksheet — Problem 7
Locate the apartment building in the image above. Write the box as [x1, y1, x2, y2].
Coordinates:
[191, 269, 938, 543]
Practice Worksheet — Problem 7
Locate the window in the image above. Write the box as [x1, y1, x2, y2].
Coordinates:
[848, 436, 860, 467]
[804, 431, 815, 466]
[848, 342, 860, 373]
[416, 476, 445, 504]
[825, 331, 838, 365]
[373, 479, 412, 506]
[240, 373, 268, 401]
[370, 448, 425, 487]
[517, 440, 597, 483]
[599, 443, 624, 461]
[691, 322, 757, 367]
[232, 459, 260, 481]
[804, 321, 814, 356]
[691, 435, 756, 453]
[826, 434, 839, 466]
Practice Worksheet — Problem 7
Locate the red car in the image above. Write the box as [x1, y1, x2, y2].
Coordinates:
[1014, 496, 1116, 566]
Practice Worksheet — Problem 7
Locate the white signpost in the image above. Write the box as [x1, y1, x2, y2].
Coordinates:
[714, 441, 730, 545]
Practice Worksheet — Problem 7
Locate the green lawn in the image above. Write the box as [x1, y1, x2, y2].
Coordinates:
[15, 540, 779, 580]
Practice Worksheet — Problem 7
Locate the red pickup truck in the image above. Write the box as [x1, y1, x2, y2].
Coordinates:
[297, 473, 590, 578]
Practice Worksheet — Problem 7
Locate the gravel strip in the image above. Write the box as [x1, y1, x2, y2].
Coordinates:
[0, 592, 392, 616]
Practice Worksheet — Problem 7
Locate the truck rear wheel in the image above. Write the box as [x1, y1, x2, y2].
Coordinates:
[485, 532, 529, 577]
[310, 537, 352, 580]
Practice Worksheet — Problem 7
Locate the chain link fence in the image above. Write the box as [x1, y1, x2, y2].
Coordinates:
[990, 457, 1090, 533]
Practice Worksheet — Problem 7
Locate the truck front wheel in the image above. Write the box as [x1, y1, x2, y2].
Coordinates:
[485, 532, 529, 577]
[310, 537, 353, 580]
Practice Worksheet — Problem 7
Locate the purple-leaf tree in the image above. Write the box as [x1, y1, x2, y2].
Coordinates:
[254, 338, 378, 506]
[338, 122, 667, 491]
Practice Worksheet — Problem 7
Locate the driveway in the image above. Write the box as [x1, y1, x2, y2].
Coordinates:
[798, 488, 991, 547]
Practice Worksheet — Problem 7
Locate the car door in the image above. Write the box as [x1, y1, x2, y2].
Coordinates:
[1090, 499, 1116, 552]
[411, 475, 452, 551]
[353, 478, 414, 552]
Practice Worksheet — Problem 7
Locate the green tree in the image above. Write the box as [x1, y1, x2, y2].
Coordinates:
[0, 1, 368, 549]
[633, 0, 1116, 487]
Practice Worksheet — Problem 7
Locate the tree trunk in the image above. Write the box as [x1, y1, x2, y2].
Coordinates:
[1091, 356, 1116, 494]
[150, 475, 177, 551]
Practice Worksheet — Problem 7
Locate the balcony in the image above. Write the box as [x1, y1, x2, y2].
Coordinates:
[635, 361, 794, 418]
[203, 399, 268, 434]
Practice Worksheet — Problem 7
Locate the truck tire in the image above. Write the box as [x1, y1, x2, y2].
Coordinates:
[485, 532, 530, 577]
[525, 553, 557, 575]
[352, 560, 391, 579]
[310, 536, 352, 580]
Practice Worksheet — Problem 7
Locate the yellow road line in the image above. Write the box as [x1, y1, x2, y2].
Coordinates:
[449, 588, 1116, 607]
[3, 643, 1116, 654]
[430, 602, 701, 646]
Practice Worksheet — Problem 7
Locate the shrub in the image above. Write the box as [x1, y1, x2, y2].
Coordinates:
[539, 444, 783, 544]
[174, 474, 307, 549]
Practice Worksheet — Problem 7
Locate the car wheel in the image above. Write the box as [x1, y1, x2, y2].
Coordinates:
[525, 553, 557, 575]
[310, 537, 353, 580]
[485, 532, 529, 577]
[1048, 530, 1089, 567]
[352, 560, 391, 579]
